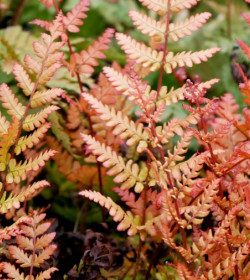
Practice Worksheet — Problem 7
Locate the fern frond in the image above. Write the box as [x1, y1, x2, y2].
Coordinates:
[128, 10, 165, 38]
[3, 211, 57, 279]
[80, 190, 138, 235]
[39, 63, 62, 85]
[157, 78, 219, 106]
[176, 262, 199, 280]
[6, 150, 56, 183]
[13, 63, 35, 96]
[0, 117, 19, 172]
[0, 216, 29, 242]
[167, 131, 193, 164]
[0, 263, 25, 280]
[38, 0, 62, 8]
[23, 105, 59, 131]
[34, 245, 57, 267]
[164, 48, 221, 73]
[0, 83, 25, 119]
[30, 19, 52, 31]
[103, 66, 131, 95]
[116, 33, 163, 71]
[35, 268, 58, 280]
[156, 113, 200, 144]
[8, 246, 32, 268]
[168, 12, 211, 41]
[0, 180, 50, 213]
[24, 54, 42, 74]
[63, 0, 90, 33]
[15, 123, 51, 155]
[0, 112, 10, 137]
[73, 28, 115, 74]
[236, 39, 250, 60]
[31, 88, 64, 108]
[129, 11, 210, 42]
[170, 151, 209, 182]
[81, 134, 148, 191]
[82, 93, 149, 147]
[139, 0, 200, 15]
[183, 179, 220, 225]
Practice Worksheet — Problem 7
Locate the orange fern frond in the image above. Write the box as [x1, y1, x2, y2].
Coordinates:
[139, 0, 200, 15]
[0, 181, 50, 214]
[82, 92, 149, 147]
[13, 63, 35, 96]
[81, 134, 148, 192]
[0, 112, 10, 137]
[236, 39, 250, 60]
[15, 123, 51, 155]
[80, 190, 138, 235]
[1, 211, 57, 279]
[70, 28, 115, 75]
[0, 117, 19, 172]
[38, 0, 62, 8]
[129, 11, 211, 42]
[63, 0, 90, 33]
[0, 83, 25, 119]
[164, 48, 221, 73]
[116, 33, 163, 71]
[31, 88, 65, 108]
[22, 105, 59, 131]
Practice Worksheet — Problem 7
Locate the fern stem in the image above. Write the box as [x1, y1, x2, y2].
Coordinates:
[155, 0, 171, 105]
[150, 124, 188, 250]
[53, 1, 105, 221]
[11, 0, 30, 26]
[145, 242, 163, 280]
[133, 238, 142, 280]
[29, 222, 36, 280]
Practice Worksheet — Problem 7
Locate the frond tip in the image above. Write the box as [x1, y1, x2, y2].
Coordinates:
[80, 190, 138, 235]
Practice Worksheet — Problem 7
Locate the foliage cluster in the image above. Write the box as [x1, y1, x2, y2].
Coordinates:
[0, 0, 249, 279]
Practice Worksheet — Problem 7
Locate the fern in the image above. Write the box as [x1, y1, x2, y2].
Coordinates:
[81, 134, 148, 192]
[6, 149, 56, 183]
[63, 0, 90, 33]
[0, 211, 57, 280]
[80, 190, 138, 235]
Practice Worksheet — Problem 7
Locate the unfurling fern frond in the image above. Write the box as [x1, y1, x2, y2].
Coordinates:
[82, 92, 149, 147]
[81, 134, 148, 192]
[80, 190, 138, 235]
[63, 0, 90, 33]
